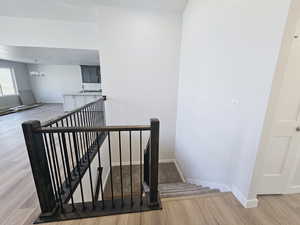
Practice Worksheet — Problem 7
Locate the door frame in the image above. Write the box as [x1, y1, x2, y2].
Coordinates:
[249, 0, 300, 198]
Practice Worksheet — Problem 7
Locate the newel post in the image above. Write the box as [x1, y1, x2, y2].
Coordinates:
[22, 120, 57, 216]
[149, 118, 160, 207]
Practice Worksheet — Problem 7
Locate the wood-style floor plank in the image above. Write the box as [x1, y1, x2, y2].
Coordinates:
[0, 104, 64, 225]
[42, 193, 300, 225]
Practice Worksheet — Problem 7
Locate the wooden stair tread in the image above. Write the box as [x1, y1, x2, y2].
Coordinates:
[159, 186, 208, 193]
[158, 182, 220, 198]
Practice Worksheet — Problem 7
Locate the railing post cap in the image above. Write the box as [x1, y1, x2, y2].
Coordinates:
[22, 120, 41, 128]
[150, 118, 159, 123]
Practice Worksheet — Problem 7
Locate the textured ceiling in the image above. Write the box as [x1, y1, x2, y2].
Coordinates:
[0, 0, 187, 22]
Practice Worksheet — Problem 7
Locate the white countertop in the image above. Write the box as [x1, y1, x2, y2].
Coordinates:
[64, 92, 102, 96]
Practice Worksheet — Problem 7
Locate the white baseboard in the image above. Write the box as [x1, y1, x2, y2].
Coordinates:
[104, 159, 259, 209]
[112, 161, 140, 166]
[231, 186, 258, 208]
[173, 159, 186, 182]
[285, 185, 300, 194]
[186, 179, 259, 208]
[159, 158, 176, 163]
[186, 178, 231, 192]
[111, 158, 176, 167]
[103, 168, 110, 190]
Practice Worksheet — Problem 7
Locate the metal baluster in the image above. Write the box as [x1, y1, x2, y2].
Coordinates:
[83, 107, 91, 149]
[48, 133, 61, 193]
[72, 114, 80, 158]
[95, 102, 98, 125]
[91, 105, 96, 140]
[43, 133, 58, 201]
[96, 132, 105, 209]
[85, 131, 95, 209]
[129, 131, 133, 206]
[49, 132, 64, 212]
[72, 132, 85, 209]
[107, 132, 115, 208]
[56, 122, 68, 186]
[96, 101, 100, 125]
[75, 113, 85, 159]
[91, 105, 97, 142]
[65, 118, 76, 172]
[61, 133, 76, 211]
[79, 110, 88, 158]
[91, 104, 95, 127]
[119, 131, 124, 207]
[94, 103, 97, 125]
[49, 127, 64, 195]
[61, 119, 74, 179]
[69, 115, 78, 160]
[88, 105, 95, 144]
[140, 131, 143, 205]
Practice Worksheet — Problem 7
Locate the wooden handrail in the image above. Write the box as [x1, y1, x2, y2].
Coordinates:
[42, 96, 106, 127]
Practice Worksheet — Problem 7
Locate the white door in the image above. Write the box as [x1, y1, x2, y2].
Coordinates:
[258, 36, 300, 194]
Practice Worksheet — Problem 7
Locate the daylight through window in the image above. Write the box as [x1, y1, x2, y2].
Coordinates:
[0, 68, 16, 96]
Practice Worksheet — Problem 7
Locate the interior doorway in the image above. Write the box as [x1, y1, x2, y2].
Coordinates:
[258, 28, 300, 194]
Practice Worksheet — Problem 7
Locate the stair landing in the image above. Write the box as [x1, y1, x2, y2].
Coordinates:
[104, 162, 220, 199]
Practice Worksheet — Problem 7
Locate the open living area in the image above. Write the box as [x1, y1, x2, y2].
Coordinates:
[1, 0, 300, 224]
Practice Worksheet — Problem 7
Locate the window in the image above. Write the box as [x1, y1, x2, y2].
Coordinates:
[0, 68, 17, 96]
[81, 65, 101, 83]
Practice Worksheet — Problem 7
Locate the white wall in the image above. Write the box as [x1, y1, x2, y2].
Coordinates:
[27, 64, 82, 103]
[0, 59, 31, 109]
[97, 6, 182, 161]
[175, 0, 292, 205]
[1, 1, 294, 208]
[0, 16, 99, 105]
[0, 9, 181, 160]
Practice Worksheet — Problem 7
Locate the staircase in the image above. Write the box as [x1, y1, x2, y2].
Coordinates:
[159, 182, 219, 198]
[22, 98, 162, 223]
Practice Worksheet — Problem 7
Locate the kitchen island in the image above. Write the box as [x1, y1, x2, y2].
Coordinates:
[63, 92, 102, 112]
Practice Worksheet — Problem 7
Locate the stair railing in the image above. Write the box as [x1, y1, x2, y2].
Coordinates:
[22, 98, 160, 223]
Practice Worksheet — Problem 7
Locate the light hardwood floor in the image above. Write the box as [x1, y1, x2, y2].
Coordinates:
[42, 192, 300, 225]
[0, 104, 64, 225]
[2, 105, 300, 225]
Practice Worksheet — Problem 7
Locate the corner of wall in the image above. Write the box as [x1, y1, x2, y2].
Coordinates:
[173, 159, 186, 183]
[231, 186, 258, 208]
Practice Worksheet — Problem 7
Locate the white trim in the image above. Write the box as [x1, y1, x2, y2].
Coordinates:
[186, 178, 231, 192]
[173, 159, 186, 182]
[112, 161, 139, 166]
[159, 158, 175, 163]
[103, 159, 259, 208]
[111, 158, 176, 167]
[285, 185, 300, 194]
[231, 186, 258, 208]
[103, 168, 110, 190]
